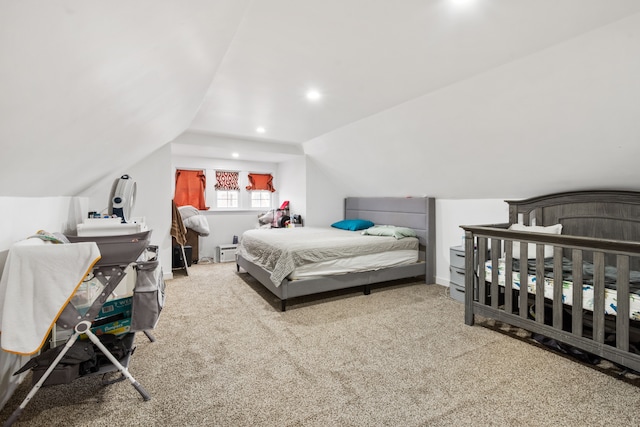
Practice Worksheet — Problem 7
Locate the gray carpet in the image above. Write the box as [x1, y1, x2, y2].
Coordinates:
[2, 262, 639, 426]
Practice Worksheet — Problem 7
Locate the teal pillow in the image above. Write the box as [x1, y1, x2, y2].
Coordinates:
[331, 219, 375, 231]
[362, 225, 417, 239]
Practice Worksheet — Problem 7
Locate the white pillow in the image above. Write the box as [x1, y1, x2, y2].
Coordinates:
[361, 225, 417, 239]
[508, 223, 562, 259]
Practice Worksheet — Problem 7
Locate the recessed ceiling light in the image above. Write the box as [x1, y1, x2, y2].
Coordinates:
[256, 126, 266, 134]
[232, 152, 239, 158]
[306, 89, 322, 101]
[450, 0, 476, 7]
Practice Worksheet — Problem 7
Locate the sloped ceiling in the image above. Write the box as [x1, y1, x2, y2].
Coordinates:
[2, 1, 640, 197]
[189, 0, 640, 144]
[0, 0, 249, 197]
[305, 10, 640, 199]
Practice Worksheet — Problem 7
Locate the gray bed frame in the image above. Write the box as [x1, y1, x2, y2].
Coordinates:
[461, 190, 640, 373]
[236, 196, 436, 311]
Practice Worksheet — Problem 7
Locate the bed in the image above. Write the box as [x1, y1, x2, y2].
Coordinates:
[461, 190, 640, 373]
[236, 197, 435, 311]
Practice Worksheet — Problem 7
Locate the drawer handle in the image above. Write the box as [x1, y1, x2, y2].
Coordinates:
[454, 270, 464, 275]
[455, 254, 464, 257]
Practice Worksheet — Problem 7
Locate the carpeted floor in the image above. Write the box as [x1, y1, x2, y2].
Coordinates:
[2, 262, 639, 426]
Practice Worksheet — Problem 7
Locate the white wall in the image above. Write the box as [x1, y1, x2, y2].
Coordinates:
[277, 156, 307, 223]
[0, 197, 87, 259]
[79, 144, 173, 278]
[199, 212, 261, 261]
[0, 196, 88, 410]
[435, 199, 509, 286]
[305, 156, 347, 227]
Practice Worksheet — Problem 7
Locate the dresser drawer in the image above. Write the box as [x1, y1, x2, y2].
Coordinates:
[450, 246, 466, 269]
[449, 265, 466, 287]
[449, 282, 465, 302]
[450, 245, 490, 270]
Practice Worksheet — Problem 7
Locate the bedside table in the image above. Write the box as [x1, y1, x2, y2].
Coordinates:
[449, 245, 466, 302]
[449, 244, 490, 302]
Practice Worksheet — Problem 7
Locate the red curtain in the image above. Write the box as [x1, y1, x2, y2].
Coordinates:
[245, 173, 276, 192]
[174, 169, 209, 210]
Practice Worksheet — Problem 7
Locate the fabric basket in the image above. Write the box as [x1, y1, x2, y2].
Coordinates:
[130, 250, 165, 331]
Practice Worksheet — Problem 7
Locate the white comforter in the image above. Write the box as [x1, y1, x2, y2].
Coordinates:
[178, 205, 210, 236]
[238, 227, 419, 286]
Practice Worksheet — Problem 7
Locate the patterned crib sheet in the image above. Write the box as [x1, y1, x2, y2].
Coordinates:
[485, 259, 640, 321]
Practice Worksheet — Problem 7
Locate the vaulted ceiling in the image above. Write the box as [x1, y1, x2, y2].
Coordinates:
[189, 0, 640, 144]
[2, 1, 640, 197]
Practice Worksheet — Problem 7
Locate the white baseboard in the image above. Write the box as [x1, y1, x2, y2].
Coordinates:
[435, 276, 450, 287]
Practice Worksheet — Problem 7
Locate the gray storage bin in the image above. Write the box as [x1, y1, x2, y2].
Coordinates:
[32, 363, 80, 387]
[450, 246, 466, 269]
[130, 249, 165, 331]
[450, 283, 465, 302]
[450, 266, 465, 287]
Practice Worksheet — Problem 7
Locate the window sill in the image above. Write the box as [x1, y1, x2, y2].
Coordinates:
[200, 209, 267, 214]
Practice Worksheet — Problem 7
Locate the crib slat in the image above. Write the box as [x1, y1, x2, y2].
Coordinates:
[535, 244, 545, 325]
[464, 231, 475, 326]
[519, 239, 528, 319]
[491, 239, 500, 309]
[572, 250, 583, 337]
[593, 252, 605, 343]
[478, 238, 487, 305]
[534, 208, 542, 226]
[553, 246, 563, 329]
[504, 240, 513, 314]
[616, 255, 630, 352]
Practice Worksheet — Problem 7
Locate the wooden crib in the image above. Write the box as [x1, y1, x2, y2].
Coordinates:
[461, 190, 640, 373]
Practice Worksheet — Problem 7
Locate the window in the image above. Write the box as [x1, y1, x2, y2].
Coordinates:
[217, 190, 239, 208]
[251, 191, 271, 208]
[174, 169, 208, 210]
[246, 173, 276, 209]
[215, 171, 240, 208]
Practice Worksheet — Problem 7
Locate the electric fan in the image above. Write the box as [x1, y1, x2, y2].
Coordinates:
[109, 174, 137, 223]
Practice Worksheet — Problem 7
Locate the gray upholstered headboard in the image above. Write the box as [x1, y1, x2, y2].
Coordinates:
[344, 197, 436, 284]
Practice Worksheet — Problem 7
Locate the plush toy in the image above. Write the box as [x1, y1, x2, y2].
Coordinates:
[258, 210, 274, 226]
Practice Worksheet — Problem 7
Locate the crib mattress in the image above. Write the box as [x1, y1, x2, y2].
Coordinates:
[485, 259, 640, 321]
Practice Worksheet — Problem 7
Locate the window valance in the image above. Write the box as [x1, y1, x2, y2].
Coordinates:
[246, 173, 276, 192]
[215, 171, 240, 191]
